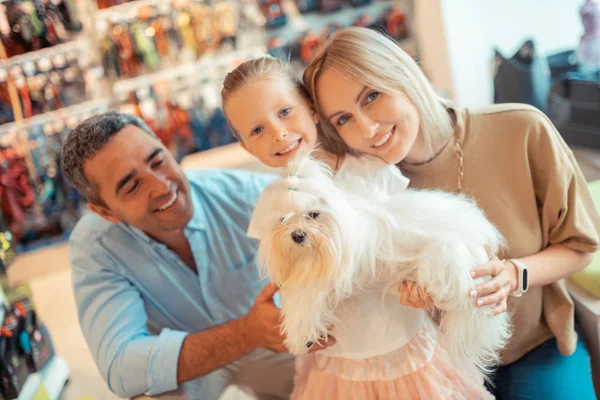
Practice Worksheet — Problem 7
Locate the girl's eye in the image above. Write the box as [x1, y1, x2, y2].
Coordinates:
[337, 115, 350, 126]
[365, 92, 380, 104]
[250, 126, 263, 136]
[279, 108, 291, 117]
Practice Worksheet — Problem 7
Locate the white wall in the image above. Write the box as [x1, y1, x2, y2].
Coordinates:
[414, 0, 455, 100]
[439, 0, 583, 107]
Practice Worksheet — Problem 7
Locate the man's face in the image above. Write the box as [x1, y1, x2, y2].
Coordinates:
[84, 125, 193, 237]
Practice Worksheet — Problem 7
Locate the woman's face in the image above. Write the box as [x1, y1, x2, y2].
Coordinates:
[315, 67, 424, 164]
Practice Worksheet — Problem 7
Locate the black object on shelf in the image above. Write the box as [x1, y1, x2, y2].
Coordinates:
[493, 39, 551, 113]
[0, 314, 30, 399]
[14, 300, 55, 373]
[547, 72, 600, 150]
[547, 50, 580, 80]
[0, 296, 60, 399]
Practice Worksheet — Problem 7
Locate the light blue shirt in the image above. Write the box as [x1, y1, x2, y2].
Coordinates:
[70, 169, 275, 398]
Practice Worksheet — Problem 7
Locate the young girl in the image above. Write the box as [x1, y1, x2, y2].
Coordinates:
[303, 27, 600, 399]
[221, 56, 495, 399]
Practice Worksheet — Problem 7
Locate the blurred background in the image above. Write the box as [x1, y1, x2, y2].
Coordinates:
[0, 0, 598, 399]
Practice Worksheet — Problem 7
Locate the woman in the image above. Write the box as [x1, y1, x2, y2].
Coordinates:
[303, 27, 599, 399]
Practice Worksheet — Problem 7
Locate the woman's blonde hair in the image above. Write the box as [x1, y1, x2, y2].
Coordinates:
[221, 56, 310, 139]
[303, 27, 453, 156]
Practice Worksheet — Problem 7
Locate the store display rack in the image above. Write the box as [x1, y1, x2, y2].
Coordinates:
[0, 0, 418, 250]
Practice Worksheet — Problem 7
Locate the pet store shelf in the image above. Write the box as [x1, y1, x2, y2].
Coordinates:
[0, 98, 112, 140]
[95, 0, 169, 20]
[41, 356, 70, 400]
[16, 374, 48, 400]
[268, 0, 396, 41]
[1, 40, 91, 67]
[111, 45, 266, 95]
[17, 356, 69, 400]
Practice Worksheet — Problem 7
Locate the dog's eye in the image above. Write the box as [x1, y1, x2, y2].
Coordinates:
[307, 211, 320, 219]
[279, 216, 286, 223]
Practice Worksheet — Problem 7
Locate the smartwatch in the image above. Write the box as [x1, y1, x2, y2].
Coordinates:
[507, 259, 529, 297]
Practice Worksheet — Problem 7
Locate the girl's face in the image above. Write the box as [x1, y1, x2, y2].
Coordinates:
[224, 77, 319, 168]
[315, 67, 425, 165]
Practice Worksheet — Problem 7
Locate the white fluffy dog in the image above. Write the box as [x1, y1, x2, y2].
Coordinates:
[254, 152, 511, 379]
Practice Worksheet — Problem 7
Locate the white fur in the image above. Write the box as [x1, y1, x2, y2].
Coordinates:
[256, 152, 512, 381]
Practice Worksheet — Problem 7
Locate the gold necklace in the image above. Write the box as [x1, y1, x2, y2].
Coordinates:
[454, 134, 464, 192]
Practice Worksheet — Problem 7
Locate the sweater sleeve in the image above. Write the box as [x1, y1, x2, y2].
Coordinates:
[526, 109, 600, 253]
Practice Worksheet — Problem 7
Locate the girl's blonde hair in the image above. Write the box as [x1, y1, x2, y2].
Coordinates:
[303, 27, 453, 156]
[221, 56, 311, 139]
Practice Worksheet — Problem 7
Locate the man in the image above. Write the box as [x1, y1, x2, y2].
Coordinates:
[61, 112, 332, 399]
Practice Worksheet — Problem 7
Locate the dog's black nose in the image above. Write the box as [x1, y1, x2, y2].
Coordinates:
[291, 231, 306, 244]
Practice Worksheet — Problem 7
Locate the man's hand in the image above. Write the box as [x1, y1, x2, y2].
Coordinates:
[243, 283, 337, 354]
[177, 283, 286, 384]
[242, 283, 288, 352]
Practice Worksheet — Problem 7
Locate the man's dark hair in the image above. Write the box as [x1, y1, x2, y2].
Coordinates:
[60, 111, 157, 205]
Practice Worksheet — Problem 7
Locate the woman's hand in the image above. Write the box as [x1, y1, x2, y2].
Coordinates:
[471, 257, 518, 316]
[398, 281, 435, 309]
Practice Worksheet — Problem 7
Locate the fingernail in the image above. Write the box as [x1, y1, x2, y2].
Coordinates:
[471, 271, 476, 278]
[477, 299, 483, 306]
[469, 290, 477, 298]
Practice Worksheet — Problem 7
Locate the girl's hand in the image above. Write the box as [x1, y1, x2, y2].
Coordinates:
[398, 281, 435, 309]
[470, 257, 517, 316]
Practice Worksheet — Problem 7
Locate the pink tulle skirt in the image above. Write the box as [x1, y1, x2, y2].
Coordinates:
[291, 319, 493, 400]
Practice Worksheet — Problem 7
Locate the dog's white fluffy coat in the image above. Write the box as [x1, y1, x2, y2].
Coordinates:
[255, 153, 511, 380]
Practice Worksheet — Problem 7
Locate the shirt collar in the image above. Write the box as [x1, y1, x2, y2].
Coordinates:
[185, 185, 207, 231]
